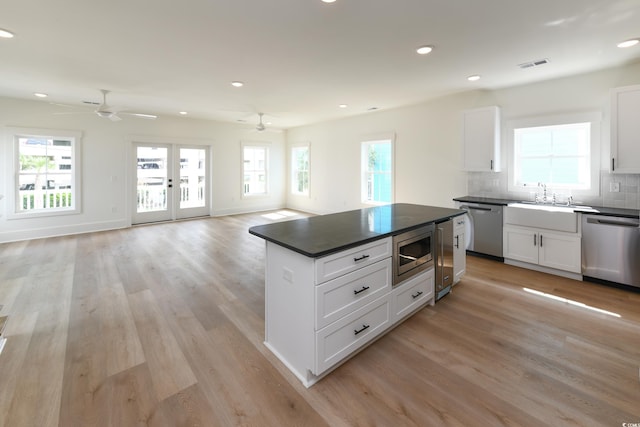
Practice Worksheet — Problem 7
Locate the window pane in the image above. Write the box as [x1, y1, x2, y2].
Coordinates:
[291, 146, 309, 195]
[17, 136, 74, 212]
[514, 122, 591, 189]
[362, 139, 392, 203]
[243, 146, 268, 195]
[179, 148, 206, 209]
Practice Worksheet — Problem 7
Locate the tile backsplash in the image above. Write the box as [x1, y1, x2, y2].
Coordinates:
[467, 171, 640, 210]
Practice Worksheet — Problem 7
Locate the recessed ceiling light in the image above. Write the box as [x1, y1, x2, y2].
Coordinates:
[231, 81, 244, 87]
[617, 38, 639, 48]
[416, 45, 433, 55]
[0, 28, 14, 38]
[339, 104, 348, 108]
[467, 75, 481, 82]
[322, 0, 337, 3]
[34, 92, 48, 98]
[179, 111, 188, 115]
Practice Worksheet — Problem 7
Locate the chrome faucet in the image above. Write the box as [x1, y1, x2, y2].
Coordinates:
[538, 183, 547, 203]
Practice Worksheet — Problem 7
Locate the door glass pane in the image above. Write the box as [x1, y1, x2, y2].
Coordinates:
[136, 146, 168, 213]
[179, 148, 206, 209]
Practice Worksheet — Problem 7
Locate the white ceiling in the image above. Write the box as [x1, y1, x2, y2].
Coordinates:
[1, 0, 639, 129]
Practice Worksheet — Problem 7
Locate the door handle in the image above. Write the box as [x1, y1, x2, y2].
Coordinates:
[540, 234, 543, 247]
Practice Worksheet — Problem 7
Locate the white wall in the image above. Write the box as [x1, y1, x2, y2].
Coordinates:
[286, 60, 640, 214]
[286, 90, 484, 214]
[0, 97, 286, 242]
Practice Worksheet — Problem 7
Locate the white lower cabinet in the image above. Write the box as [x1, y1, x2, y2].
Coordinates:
[264, 236, 435, 388]
[503, 225, 581, 273]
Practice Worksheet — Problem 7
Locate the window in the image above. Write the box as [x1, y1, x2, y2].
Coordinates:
[361, 136, 394, 204]
[11, 128, 81, 217]
[242, 144, 269, 196]
[508, 113, 600, 197]
[291, 144, 309, 196]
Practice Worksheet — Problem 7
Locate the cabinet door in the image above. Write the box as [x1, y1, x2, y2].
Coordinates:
[453, 230, 466, 284]
[461, 106, 501, 172]
[503, 226, 538, 264]
[611, 85, 640, 173]
[538, 232, 581, 273]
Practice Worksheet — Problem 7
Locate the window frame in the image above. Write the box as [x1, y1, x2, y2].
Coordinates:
[7, 127, 82, 219]
[241, 142, 270, 198]
[506, 112, 601, 198]
[360, 133, 395, 205]
[290, 143, 310, 197]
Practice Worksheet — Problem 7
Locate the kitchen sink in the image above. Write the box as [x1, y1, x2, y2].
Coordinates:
[509, 202, 599, 213]
[505, 202, 579, 232]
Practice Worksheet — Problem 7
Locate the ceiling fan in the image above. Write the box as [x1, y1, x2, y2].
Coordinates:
[54, 89, 157, 121]
[251, 112, 281, 133]
[93, 89, 157, 121]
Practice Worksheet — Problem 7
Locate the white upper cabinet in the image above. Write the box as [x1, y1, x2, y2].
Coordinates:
[461, 106, 501, 172]
[611, 85, 640, 173]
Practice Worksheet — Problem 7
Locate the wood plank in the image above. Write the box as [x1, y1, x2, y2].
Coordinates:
[127, 289, 197, 401]
[0, 211, 639, 426]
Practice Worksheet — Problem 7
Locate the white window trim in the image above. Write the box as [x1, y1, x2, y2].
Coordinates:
[6, 127, 82, 219]
[241, 141, 270, 198]
[360, 132, 395, 205]
[290, 142, 310, 197]
[506, 112, 601, 198]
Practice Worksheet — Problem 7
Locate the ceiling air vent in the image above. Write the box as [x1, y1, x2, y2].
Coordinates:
[518, 58, 549, 69]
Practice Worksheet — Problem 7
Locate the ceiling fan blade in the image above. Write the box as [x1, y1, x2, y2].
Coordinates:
[120, 112, 158, 120]
[109, 114, 122, 122]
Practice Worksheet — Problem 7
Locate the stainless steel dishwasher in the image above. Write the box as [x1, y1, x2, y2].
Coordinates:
[457, 202, 504, 259]
[582, 214, 640, 288]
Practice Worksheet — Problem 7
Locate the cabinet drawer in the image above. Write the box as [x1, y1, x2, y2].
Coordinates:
[316, 258, 391, 329]
[315, 296, 391, 375]
[315, 238, 392, 284]
[392, 269, 434, 320]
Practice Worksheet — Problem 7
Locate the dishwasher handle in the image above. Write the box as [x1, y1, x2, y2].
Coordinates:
[586, 217, 639, 228]
[459, 205, 492, 212]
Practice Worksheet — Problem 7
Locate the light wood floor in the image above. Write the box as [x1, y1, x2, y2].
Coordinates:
[1, 210, 639, 427]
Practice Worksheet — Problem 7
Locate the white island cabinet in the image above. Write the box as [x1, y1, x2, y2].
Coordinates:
[264, 237, 434, 387]
[250, 203, 466, 387]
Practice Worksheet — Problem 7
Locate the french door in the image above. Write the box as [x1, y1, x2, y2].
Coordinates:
[132, 143, 209, 224]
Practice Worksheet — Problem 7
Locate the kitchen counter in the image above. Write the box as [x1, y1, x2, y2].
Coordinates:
[249, 203, 465, 257]
[454, 196, 639, 219]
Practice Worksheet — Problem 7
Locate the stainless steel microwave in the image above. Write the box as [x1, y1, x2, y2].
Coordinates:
[392, 224, 435, 286]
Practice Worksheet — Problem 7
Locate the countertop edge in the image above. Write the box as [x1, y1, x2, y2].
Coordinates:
[454, 196, 639, 218]
[249, 205, 466, 258]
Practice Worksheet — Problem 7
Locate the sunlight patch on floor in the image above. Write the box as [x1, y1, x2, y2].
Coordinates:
[261, 210, 300, 220]
[523, 288, 621, 318]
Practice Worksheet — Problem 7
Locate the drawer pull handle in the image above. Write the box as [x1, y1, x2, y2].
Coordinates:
[354, 285, 370, 295]
[354, 324, 370, 335]
[411, 291, 423, 299]
[353, 254, 370, 262]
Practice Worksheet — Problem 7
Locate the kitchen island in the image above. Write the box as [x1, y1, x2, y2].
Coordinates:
[249, 203, 465, 387]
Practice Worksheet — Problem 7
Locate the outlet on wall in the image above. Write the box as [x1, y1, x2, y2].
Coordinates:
[610, 182, 620, 192]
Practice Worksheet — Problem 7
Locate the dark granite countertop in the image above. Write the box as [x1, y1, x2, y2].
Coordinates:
[453, 196, 516, 206]
[453, 195, 639, 218]
[249, 203, 466, 258]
